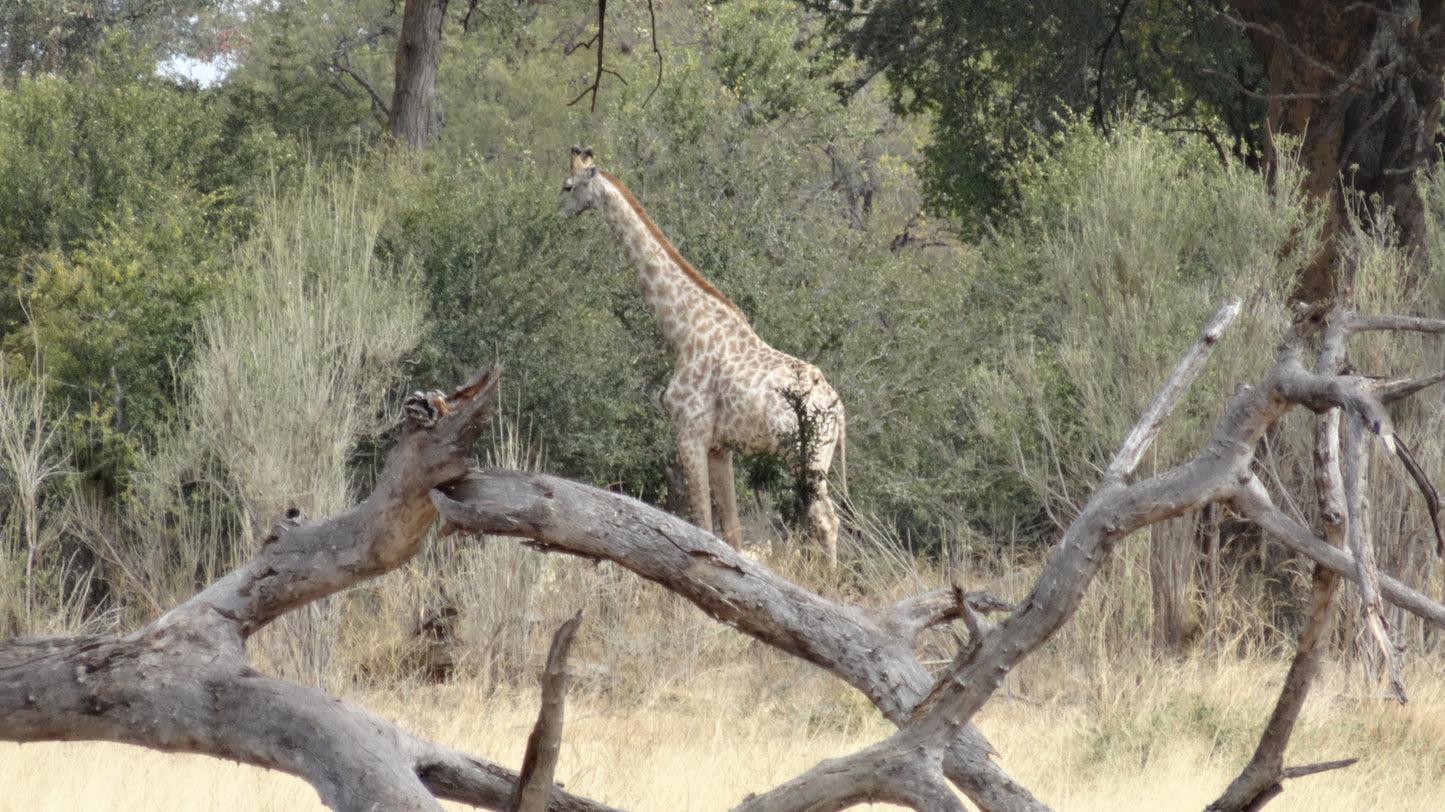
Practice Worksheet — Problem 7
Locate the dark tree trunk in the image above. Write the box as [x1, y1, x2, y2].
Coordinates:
[391, 0, 448, 149]
[1229, 0, 1445, 303]
[1148, 520, 1190, 654]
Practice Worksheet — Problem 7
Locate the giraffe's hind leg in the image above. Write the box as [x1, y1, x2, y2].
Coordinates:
[708, 447, 743, 549]
[807, 477, 840, 568]
[805, 396, 842, 568]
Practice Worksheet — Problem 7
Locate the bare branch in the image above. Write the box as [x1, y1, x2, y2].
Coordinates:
[641, 0, 662, 107]
[511, 611, 584, 812]
[1394, 436, 1444, 555]
[329, 36, 392, 118]
[1272, 341, 1398, 454]
[430, 472, 1048, 812]
[1103, 298, 1241, 487]
[730, 729, 966, 812]
[568, 0, 625, 111]
[414, 742, 621, 812]
[1377, 370, 1445, 404]
[1343, 313, 1445, 335]
[330, 54, 392, 118]
[1281, 758, 1360, 779]
[870, 587, 1012, 647]
[1344, 409, 1407, 703]
[1230, 474, 1445, 628]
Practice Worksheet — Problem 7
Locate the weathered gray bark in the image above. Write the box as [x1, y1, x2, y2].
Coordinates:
[0, 367, 621, 812]
[4, 301, 1445, 812]
[1204, 307, 1444, 811]
[510, 611, 583, 812]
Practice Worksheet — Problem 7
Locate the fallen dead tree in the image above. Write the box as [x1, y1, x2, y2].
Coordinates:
[3, 300, 1445, 811]
[0, 368, 620, 812]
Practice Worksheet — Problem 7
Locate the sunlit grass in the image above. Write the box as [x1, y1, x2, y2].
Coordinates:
[6, 508, 1445, 811]
[5, 654, 1445, 811]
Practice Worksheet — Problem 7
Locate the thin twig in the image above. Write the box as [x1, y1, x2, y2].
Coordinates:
[642, 0, 662, 107]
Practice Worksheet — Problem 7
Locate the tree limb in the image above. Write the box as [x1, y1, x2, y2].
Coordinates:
[0, 365, 621, 812]
[1230, 474, 1445, 627]
[511, 611, 584, 812]
[1103, 298, 1241, 487]
[430, 472, 1048, 812]
[729, 728, 965, 812]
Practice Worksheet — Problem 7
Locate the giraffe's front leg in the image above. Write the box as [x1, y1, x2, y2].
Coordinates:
[676, 435, 713, 540]
[708, 447, 742, 549]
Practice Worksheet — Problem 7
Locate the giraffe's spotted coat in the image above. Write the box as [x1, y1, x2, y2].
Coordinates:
[560, 147, 844, 563]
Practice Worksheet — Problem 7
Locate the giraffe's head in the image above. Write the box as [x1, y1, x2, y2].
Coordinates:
[559, 145, 602, 218]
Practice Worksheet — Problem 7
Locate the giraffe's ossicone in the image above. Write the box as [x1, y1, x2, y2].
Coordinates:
[559, 146, 847, 565]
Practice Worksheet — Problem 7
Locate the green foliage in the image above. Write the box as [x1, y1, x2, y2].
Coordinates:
[146, 160, 425, 546]
[714, 0, 835, 124]
[805, 0, 1267, 230]
[386, 156, 677, 498]
[221, 1, 392, 153]
[970, 123, 1312, 533]
[90, 158, 428, 632]
[0, 52, 291, 488]
[357, 0, 1003, 538]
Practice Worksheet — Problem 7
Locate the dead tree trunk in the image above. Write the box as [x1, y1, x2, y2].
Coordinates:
[3, 301, 1444, 812]
[0, 367, 619, 812]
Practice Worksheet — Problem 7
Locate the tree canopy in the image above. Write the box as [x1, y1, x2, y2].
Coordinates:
[803, 0, 1267, 229]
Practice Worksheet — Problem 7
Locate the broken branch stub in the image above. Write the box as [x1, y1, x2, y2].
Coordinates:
[510, 611, 584, 812]
[0, 364, 619, 812]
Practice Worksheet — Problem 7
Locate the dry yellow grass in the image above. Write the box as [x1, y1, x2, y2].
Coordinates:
[7, 530, 1445, 811]
[5, 650, 1445, 811]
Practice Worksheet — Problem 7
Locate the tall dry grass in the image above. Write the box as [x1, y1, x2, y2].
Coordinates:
[0, 358, 97, 638]
[70, 158, 432, 683]
[6, 524, 1445, 811]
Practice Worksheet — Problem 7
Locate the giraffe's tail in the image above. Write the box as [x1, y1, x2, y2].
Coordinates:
[836, 400, 849, 503]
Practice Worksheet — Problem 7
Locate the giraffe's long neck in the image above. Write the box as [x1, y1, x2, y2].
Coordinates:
[594, 173, 749, 351]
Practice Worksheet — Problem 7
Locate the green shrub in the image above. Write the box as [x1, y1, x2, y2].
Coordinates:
[972, 124, 1310, 534]
[0, 46, 294, 490]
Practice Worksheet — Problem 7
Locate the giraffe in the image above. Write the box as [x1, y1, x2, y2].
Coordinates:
[559, 146, 846, 565]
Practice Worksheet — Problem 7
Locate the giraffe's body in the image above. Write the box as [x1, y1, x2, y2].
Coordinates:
[560, 147, 844, 564]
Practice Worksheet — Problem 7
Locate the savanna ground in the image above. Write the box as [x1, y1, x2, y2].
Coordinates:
[6, 528, 1445, 812]
[5, 3, 1445, 808]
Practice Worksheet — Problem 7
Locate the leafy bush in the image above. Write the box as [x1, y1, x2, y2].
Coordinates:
[374, 2, 1016, 543]
[0, 45, 294, 489]
[971, 124, 1310, 534]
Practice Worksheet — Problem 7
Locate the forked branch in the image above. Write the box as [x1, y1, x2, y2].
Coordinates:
[0, 365, 620, 812]
[5, 295, 1445, 812]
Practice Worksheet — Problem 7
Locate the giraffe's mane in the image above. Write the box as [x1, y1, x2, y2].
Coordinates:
[600, 170, 746, 321]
